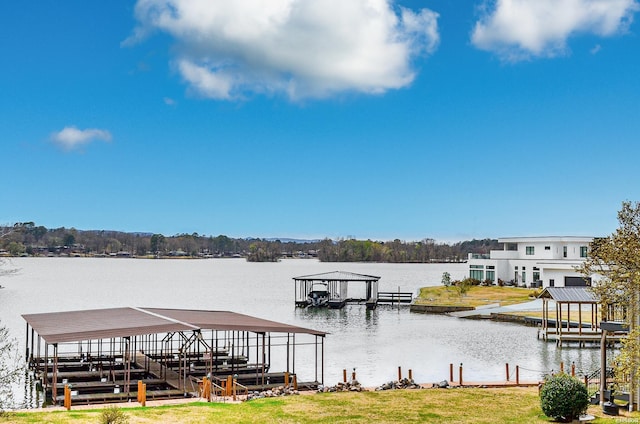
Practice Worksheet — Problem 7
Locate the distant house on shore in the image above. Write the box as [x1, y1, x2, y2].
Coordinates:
[467, 236, 597, 288]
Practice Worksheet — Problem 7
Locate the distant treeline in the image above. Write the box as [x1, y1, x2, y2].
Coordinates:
[0, 222, 500, 263]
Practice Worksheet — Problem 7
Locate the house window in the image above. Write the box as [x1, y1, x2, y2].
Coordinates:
[470, 270, 484, 280]
[526, 246, 535, 255]
[580, 246, 588, 258]
[521, 271, 526, 284]
[563, 246, 567, 258]
[550, 279, 555, 287]
[486, 270, 495, 282]
[533, 271, 540, 281]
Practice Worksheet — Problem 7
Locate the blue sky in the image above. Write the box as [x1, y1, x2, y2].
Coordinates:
[2, 0, 640, 242]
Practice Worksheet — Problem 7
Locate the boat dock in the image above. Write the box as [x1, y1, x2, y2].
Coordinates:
[23, 307, 327, 406]
[293, 271, 413, 310]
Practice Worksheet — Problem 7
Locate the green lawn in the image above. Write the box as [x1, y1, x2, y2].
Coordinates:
[414, 285, 537, 308]
[3, 387, 636, 423]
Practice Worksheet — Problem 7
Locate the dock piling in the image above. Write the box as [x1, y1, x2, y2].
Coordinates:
[459, 363, 463, 386]
[398, 366, 402, 381]
[506, 363, 510, 382]
[449, 363, 453, 383]
[516, 366, 520, 385]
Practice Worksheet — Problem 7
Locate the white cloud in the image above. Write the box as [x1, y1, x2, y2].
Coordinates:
[471, 0, 639, 61]
[126, 0, 439, 100]
[51, 126, 112, 150]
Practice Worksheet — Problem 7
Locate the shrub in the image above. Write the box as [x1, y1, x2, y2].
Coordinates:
[100, 406, 129, 424]
[540, 373, 589, 422]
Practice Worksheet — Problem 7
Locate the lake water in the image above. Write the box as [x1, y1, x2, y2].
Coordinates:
[0, 258, 604, 407]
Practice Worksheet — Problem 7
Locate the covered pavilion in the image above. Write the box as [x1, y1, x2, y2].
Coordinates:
[293, 271, 382, 309]
[23, 307, 326, 405]
[539, 287, 624, 346]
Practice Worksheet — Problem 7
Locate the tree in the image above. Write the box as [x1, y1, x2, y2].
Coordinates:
[0, 322, 23, 412]
[581, 201, 640, 410]
[441, 272, 451, 287]
[1, 227, 24, 411]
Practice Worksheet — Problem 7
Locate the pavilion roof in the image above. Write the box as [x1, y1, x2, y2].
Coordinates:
[292, 271, 380, 282]
[538, 287, 598, 303]
[23, 307, 326, 345]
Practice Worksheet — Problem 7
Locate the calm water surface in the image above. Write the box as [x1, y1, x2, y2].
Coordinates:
[0, 258, 603, 407]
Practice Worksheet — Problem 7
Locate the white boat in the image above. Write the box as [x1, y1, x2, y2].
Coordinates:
[307, 282, 330, 307]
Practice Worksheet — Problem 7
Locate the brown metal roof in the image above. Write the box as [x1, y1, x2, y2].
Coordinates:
[144, 308, 326, 335]
[22, 307, 326, 344]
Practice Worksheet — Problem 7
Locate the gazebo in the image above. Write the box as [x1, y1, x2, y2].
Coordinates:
[539, 287, 601, 346]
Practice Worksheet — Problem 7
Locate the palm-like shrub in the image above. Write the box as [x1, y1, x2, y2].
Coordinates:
[540, 373, 589, 422]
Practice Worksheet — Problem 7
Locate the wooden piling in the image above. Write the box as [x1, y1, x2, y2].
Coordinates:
[506, 363, 510, 382]
[449, 363, 453, 382]
[408, 369, 413, 380]
[293, 374, 298, 390]
[571, 362, 575, 377]
[516, 366, 520, 385]
[398, 366, 402, 381]
[352, 368, 356, 382]
[285, 372, 290, 387]
[343, 369, 347, 383]
[459, 363, 463, 386]
[64, 384, 71, 410]
[226, 375, 233, 397]
[560, 362, 564, 373]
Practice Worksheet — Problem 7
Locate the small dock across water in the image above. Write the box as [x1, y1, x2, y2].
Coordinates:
[293, 271, 413, 310]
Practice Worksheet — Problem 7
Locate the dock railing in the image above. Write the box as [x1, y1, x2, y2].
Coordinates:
[377, 291, 413, 304]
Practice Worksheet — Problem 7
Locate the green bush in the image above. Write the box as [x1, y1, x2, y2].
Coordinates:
[540, 373, 589, 422]
[99, 406, 129, 424]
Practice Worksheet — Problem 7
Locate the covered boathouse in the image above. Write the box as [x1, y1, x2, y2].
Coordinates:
[293, 271, 413, 309]
[22, 307, 326, 406]
[538, 287, 625, 346]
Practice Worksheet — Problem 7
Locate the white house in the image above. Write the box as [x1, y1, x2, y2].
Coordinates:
[467, 236, 596, 288]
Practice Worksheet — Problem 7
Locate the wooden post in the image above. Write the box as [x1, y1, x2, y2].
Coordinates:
[459, 363, 463, 386]
[343, 369, 347, 383]
[560, 362, 564, 373]
[226, 375, 232, 397]
[64, 384, 71, 410]
[571, 362, 575, 377]
[398, 366, 402, 381]
[408, 369, 413, 381]
[506, 363, 510, 382]
[285, 372, 290, 387]
[449, 363, 453, 382]
[137, 380, 142, 403]
[141, 383, 146, 407]
[293, 374, 298, 390]
[516, 366, 520, 385]
[352, 368, 356, 382]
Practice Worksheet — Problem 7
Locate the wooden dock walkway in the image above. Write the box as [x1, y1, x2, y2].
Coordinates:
[134, 352, 184, 391]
